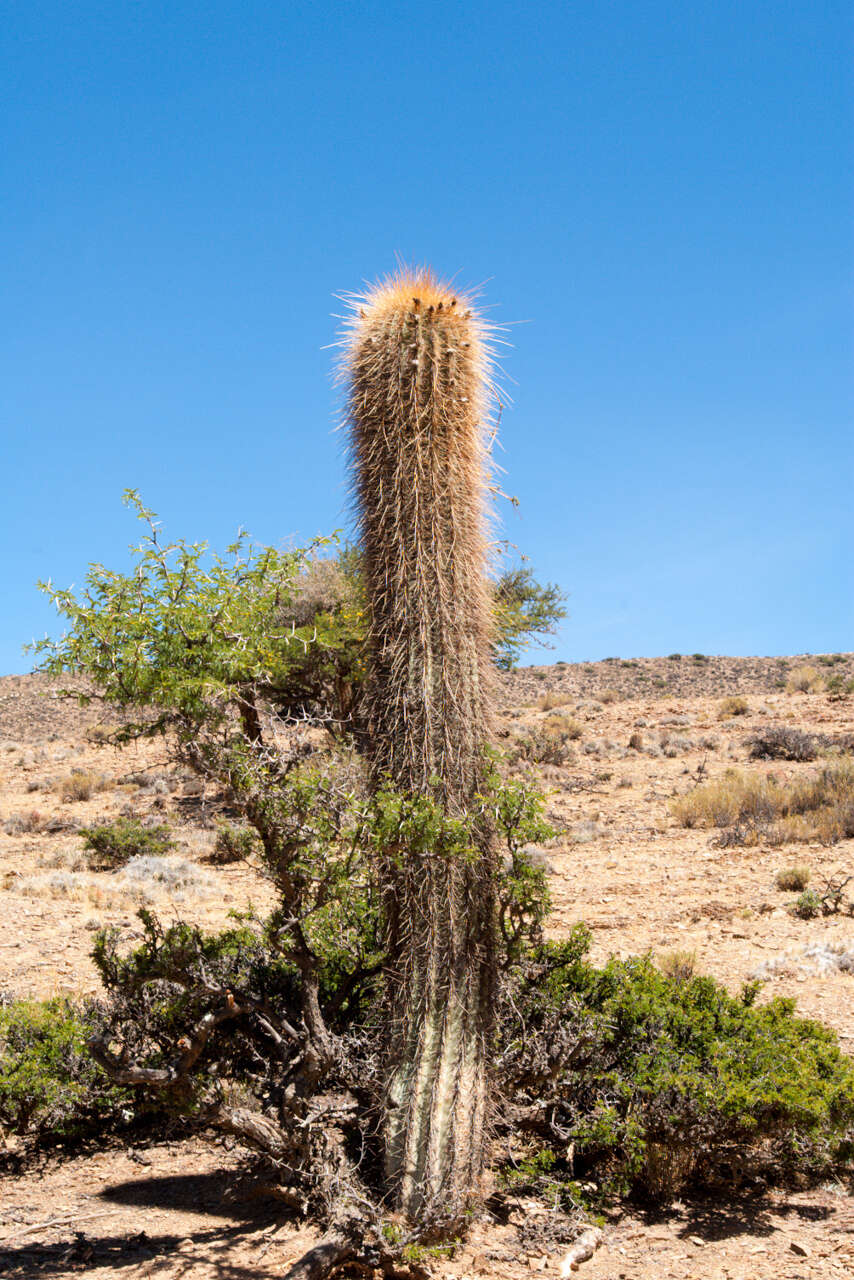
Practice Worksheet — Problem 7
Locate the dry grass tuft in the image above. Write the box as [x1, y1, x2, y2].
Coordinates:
[718, 696, 749, 719]
[537, 690, 574, 712]
[658, 949, 697, 981]
[786, 665, 826, 694]
[54, 769, 112, 802]
[775, 865, 811, 892]
[542, 713, 582, 740]
[672, 762, 854, 846]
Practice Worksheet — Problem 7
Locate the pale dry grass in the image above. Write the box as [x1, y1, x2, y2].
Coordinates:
[54, 769, 113, 802]
[8, 856, 216, 906]
[542, 712, 583, 739]
[775, 865, 811, 892]
[537, 690, 574, 711]
[717, 696, 749, 719]
[786, 665, 826, 694]
[672, 761, 854, 846]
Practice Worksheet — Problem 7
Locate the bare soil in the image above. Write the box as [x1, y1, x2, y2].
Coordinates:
[1, 653, 853, 1278]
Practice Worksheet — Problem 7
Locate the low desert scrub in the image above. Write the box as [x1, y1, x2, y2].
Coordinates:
[748, 727, 820, 762]
[786, 664, 825, 694]
[511, 722, 576, 766]
[10, 869, 127, 906]
[55, 769, 112, 802]
[500, 929, 854, 1202]
[209, 821, 260, 864]
[718, 696, 749, 719]
[12, 858, 215, 906]
[657, 948, 697, 981]
[79, 818, 174, 870]
[672, 762, 854, 846]
[543, 712, 582, 739]
[792, 889, 823, 919]
[537, 690, 574, 712]
[23, 913, 846, 1209]
[568, 819, 601, 844]
[3, 810, 48, 835]
[0, 998, 135, 1141]
[776, 865, 811, 892]
[119, 855, 216, 900]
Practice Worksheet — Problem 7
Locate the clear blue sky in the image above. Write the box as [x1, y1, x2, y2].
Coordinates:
[3, 2, 851, 674]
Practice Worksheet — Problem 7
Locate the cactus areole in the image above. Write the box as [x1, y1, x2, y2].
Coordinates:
[344, 269, 499, 1225]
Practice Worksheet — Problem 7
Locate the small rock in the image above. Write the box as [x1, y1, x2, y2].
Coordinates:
[790, 1241, 810, 1257]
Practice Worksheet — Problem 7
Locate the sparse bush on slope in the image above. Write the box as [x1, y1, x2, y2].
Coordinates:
[18, 913, 845, 1208]
[80, 818, 174, 870]
[500, 928, 854, 1201]
[0, 998, 135, 1142]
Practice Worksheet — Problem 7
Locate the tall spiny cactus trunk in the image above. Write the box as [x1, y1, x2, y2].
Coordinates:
[345, 269, 498, 1225]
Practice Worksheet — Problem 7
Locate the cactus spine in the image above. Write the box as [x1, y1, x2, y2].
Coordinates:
[345, 269, 498, 1224]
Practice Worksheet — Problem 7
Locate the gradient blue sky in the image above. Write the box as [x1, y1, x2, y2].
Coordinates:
[3, 1, 851, 674]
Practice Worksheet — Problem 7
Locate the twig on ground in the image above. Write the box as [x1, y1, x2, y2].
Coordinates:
[0, 1209, 122, 1246]
[560, 1225, 603, 1275]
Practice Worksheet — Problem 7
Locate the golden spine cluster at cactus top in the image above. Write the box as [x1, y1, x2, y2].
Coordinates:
[343, 268, 499, 809]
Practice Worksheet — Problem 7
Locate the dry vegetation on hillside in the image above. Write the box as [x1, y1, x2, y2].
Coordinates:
[1, 651, 854, 1278]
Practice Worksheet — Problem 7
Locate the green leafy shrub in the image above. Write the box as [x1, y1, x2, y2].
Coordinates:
[792, 889, 822, 919]
[500, 929, 854, 1202]
[493, 566, 567, 671]
[210, 822, 260, 865]
[0, 998, 131, 1140]
[80, 819, 174, 870]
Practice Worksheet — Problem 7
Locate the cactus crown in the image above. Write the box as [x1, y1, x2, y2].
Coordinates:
[342, 267, 500, 807]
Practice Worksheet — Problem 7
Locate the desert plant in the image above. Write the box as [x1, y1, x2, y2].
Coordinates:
[826, 674, 854, 698]
[776, 865, 811, 892]
[792, 889, 823, 919]
[718, 696, 749, 719]
[80, 819, 173, 870]
[786, 665, 825, 694]
[55, 769, 111, 802]
[493, 566, 567, 670]
[671, 762, 854, 847]
[537, 690, 574, 711]
[3, 810, 48, 835]
[748, 727, 820, 762]
[511, 722, 576, 767]
[499, 929, 854, 1202]
[344, 268, 499, 1226]
[657, 949, 697, 981]
[79, 909, 854, 1218]
[0, 997, 133, 1140]
[543, 713, 582, 739]
[210, 821, 260, 864]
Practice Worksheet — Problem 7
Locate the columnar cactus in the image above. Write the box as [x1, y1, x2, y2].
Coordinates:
[344, 268, 499, 1223]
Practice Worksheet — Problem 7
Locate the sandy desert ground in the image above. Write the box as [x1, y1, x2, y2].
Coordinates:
[1, 652, 853, 1279]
